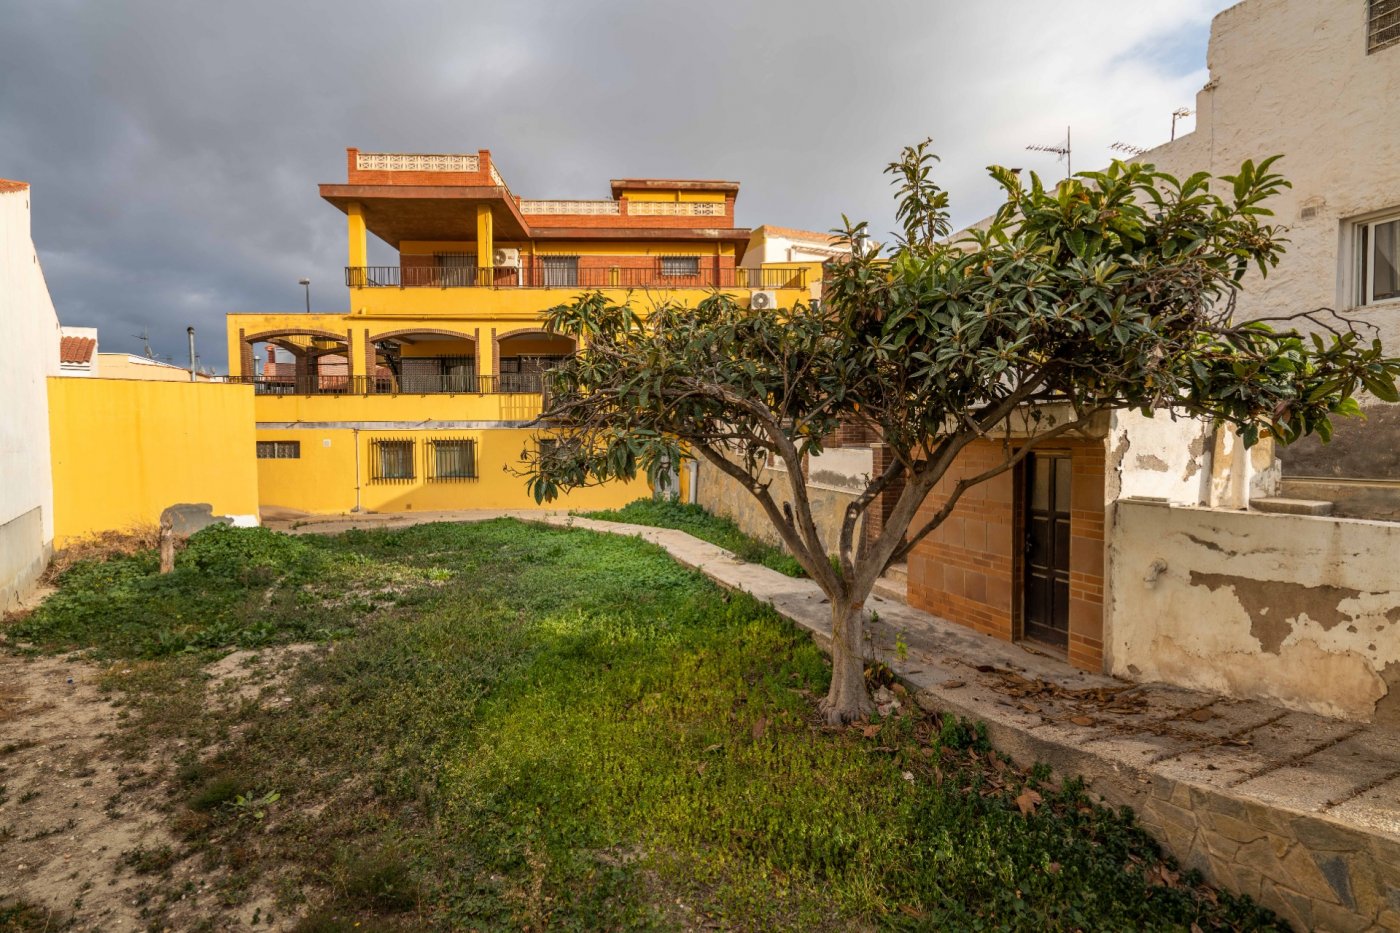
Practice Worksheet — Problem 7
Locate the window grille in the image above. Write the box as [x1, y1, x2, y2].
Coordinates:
[256, 441, 301, 459]
[1370, 0, 1400, 53]
[428, 439, 477, 481]
[660, 255, 701, 277]
[370, 438, 415, 483]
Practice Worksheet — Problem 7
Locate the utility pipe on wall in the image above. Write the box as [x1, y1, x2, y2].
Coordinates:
[187, 327, 196, 382]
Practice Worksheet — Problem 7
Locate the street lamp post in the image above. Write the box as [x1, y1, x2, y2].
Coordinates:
[299, 278, 311, 314]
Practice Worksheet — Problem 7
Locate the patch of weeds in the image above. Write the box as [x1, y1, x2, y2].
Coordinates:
[121, 844, 178, 875]
[577, 498, 806, 577]
[0, 897, 68, 932]
[188, 774, 251, 812]
[342, 849, 417, 912]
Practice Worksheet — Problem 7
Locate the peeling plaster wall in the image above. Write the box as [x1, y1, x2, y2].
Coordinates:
[1108, 499, 1400, 722]
[1140, 0, 1400, 495]
[1107, 410, 1211, 505]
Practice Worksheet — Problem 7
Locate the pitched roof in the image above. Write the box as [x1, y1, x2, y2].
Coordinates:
[0, 178, 30, 193]
[59, 335, 96, 365]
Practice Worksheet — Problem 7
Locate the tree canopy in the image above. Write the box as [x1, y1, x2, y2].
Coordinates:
[525, 142, 1399, 722]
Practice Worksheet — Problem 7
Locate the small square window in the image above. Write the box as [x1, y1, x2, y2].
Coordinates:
[1358, 213, 1400, 306]
[256, 441, 300, 459]
[660, 256, 700, 277]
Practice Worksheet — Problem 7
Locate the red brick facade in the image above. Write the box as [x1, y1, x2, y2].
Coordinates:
[905, 438, 1106, 672]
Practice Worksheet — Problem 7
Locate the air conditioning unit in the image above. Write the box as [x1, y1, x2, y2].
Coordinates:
[749, 290, 777, 311]
[493, 248, 521, 268]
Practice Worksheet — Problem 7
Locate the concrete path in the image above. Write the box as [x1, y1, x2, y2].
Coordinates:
[277, 508, 1400, 929]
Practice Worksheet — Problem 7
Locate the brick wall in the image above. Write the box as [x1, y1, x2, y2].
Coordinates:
[906, 438, 1106, 672]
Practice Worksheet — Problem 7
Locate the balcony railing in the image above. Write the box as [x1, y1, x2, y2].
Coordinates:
[346, 264, 808, 290]
[232, 374, 553, 396]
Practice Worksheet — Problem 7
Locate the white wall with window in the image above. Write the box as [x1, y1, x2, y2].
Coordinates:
[1136, 0, 1400, 516]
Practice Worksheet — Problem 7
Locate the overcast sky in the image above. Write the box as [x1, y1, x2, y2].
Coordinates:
[0, 0, 1235, 370]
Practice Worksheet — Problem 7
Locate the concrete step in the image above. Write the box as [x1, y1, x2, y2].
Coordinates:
[872, 562, 908, 603]
[1251, 496, 1334, 516]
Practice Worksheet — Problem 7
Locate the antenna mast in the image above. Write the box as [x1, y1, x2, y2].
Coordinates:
[1026, 126, 1072, 179]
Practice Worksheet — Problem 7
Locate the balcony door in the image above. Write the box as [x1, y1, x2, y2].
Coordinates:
[541, 256, 579, 288]
[1022, 452, 1071, 649]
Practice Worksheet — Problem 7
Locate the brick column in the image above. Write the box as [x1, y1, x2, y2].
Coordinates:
[237, 329, 253, 380]
[864, 443, 907, 550]
[362, 329, 376, 394]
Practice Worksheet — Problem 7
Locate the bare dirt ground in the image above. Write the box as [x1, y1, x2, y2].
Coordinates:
[0, 647, 316, 931]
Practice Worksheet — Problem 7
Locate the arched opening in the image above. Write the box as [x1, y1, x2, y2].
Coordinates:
[244, 330, 351, 395]
[370, 329, 478, 394]
[495, 331, 576, 394]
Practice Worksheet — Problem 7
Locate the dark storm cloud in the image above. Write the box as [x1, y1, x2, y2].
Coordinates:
[0, 0, 1228, 368]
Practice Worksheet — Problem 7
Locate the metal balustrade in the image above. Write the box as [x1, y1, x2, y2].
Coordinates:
[345, 264, 808, 290]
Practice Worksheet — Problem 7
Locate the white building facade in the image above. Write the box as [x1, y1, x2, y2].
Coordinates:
[0, 180, 60, 609]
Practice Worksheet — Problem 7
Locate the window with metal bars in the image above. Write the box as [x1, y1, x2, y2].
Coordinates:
[256, 441, 301, 459]
[1371, 0, 1400, 53]
[428, 439, 477, 481]
[660, 255, 701, 277]
[370, 438, 415, 483]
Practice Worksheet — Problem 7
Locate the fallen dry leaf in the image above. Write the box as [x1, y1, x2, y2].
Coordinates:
[751, 717, 768, 740]
[1188, 708, 1215, 722]
[861, 724, 881, 739]
[942, 680, 965, 689]
[1069, 715, 1095, 726]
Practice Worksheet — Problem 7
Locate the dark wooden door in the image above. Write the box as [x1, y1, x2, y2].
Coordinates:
[1023, 453, 1071, 648]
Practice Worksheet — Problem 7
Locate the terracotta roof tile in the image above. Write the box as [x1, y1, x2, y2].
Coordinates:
[0, 178, 30, 193]
[60, 336, 96, 365]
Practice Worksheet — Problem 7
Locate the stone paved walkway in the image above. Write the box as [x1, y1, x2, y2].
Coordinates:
[277, 508, 1400, 930]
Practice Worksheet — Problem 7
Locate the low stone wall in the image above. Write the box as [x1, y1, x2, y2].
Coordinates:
[1107, 499, 1400, 723]
[692, 450, 866, 553]
[914, 688, 1400, 932]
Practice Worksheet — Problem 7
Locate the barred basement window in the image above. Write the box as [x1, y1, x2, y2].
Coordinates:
[1371, 0, 1400, 52]
[256, 441, 300, 459]
[428, 439, 477, 481]
[371, 438, 415, 483]
[660, 256, 701, 277]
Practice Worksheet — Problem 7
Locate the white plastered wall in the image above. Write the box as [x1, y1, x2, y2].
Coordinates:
[0, 184, 60, 608]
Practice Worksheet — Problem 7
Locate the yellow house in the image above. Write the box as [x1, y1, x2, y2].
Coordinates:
[225, 148, 820, 515]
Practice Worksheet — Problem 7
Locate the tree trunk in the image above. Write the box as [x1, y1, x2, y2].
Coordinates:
[158, 517, 176, 575]
[818, 599, 874, 725]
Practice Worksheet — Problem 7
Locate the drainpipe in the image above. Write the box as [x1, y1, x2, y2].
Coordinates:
[187, 327, 197, 382]
[352, 427, 362, 512]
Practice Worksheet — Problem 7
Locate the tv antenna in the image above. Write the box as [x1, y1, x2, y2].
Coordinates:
[1110, 142, 1147, 157]
[132, 329, 154, 358]
[1171, 107, 1194, 141]
[1026, 126, 1072, 179]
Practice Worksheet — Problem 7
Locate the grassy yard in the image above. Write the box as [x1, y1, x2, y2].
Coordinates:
[1, 522, 1281, 931]
[577, 498, 806, 577]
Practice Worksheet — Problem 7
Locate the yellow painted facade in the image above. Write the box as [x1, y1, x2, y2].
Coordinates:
[225, 148, 813, 517]
[47, 378, 259, 545]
